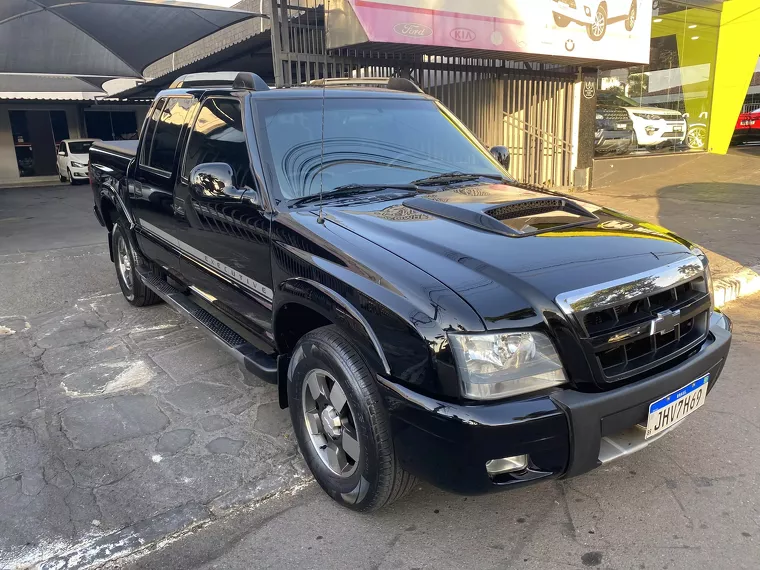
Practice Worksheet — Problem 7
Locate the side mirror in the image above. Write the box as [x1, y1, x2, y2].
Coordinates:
[189, 163, 246, 202]
[58, 151, 66, 157]
[490, 146, 510, 171]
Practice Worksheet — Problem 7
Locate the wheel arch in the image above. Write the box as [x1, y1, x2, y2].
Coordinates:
[274, 278, 391, 375]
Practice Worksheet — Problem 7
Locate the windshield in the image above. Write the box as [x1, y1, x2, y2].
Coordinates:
[255, 97, 508, 201]
[68, 141, 94, 154]
[598, 92, 639, 107]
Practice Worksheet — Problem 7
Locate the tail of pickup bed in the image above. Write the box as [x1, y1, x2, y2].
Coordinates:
[90, 140, 138, 231]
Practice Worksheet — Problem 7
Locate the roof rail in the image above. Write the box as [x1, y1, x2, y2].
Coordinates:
[308, 77, 424, 94]
[169, 72, 269, 91]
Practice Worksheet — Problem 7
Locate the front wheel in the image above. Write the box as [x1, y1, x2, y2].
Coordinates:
[111, 221, 161, 307]
[553, 12, 570, 27]
[625, 1, 637, 31]
[586, 5, 607, 40]
[67, 168, 75, 185]
[288, 326, 416, 512]
[686, 125, 707, 149]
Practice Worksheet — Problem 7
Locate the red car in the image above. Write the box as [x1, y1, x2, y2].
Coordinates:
[732, 109, 760, 144]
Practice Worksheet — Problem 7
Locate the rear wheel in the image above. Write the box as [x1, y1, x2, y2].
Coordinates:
[111, 221, 161, 307]
[553, 12, 570, 27]
[288, 326, 416, 512]
[586, 5, 607, 40]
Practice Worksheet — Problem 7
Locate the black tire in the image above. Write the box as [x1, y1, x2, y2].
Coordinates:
[59, 168, 66, 183]
[111, 221, 161, 307]
[288, 325, 416, 512]
[586, 5, 607, 41]
[625, 0, 637, 31]
[553, 12, 570, 27]
[67, 168, 75, 185]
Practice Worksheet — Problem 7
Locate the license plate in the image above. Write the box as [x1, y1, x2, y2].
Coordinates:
[616, 123, 628, 129]
[645, 374, 709, 439]
[673, 125, 683, 132]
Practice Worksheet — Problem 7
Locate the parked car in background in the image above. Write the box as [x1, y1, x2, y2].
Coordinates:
[57, 138, 98, 184]
[595, 105, 635, 155]
[731, 108, 760, 145]
[552, 0, 639, 41]
[598, 92, 687, 151]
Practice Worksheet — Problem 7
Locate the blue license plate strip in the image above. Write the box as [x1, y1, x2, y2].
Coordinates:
[646, 374, 710, 438]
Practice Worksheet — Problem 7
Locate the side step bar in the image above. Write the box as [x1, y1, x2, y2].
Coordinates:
[137, 268, 278, 385]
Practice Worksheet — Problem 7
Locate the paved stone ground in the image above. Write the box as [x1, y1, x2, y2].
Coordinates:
[0, 293, 303, 569]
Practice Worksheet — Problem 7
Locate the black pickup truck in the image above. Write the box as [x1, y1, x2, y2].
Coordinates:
[90, 72, 731, 512]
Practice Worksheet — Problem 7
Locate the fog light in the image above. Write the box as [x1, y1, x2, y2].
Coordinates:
[486, 455, 528, 475]
[584, 6, 591, 16]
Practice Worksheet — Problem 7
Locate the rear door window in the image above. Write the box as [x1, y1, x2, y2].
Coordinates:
[141, 97, 193, 173]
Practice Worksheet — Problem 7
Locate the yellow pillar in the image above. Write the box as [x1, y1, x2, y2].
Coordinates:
[709, 0, 760, 154]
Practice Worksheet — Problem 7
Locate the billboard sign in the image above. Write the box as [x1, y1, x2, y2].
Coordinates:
[331, 0, 653, 64]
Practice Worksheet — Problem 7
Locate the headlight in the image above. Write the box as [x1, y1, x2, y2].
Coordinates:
[448, 331, 568, 400]
[691, 246, 714, 308]
[71, 161, 87, 168]
[633, 112, 662, 121]
[595, 113, 604, 120]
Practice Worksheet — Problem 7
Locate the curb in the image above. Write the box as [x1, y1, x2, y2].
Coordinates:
[713, 265, 760, 308]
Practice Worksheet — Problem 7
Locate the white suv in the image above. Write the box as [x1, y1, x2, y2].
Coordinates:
[598, 92, 687, 150]
[552, 0, 639, 41]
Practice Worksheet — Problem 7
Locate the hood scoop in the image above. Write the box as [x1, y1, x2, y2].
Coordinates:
[403, 196, 598, 237]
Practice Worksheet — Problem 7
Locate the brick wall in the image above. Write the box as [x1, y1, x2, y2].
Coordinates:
[144, 0, 272, 79]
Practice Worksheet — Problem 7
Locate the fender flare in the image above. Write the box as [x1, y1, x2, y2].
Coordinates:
[275, 277, 391, 375]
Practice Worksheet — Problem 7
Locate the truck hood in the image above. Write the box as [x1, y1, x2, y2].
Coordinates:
[325, 183, 697, 330]
[625, 106, 684, 118]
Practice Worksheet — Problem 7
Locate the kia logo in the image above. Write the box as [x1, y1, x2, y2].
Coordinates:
[393, 23, 432, 38]
[450, 28, 475, 42]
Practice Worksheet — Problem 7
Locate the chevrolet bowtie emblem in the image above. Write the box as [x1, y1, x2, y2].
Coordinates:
[650, 309, 681, 335]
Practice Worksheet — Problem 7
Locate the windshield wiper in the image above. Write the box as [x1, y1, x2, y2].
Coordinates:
[412, 172, 507, 186]
[290, 183, 418, 206]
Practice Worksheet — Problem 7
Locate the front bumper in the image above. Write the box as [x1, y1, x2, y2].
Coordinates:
[633, 119, 687, 146]
[70, 168, 89, 179]
[595, 130, 635, 153]
[553, 3, 592, 24]
[379, 313, 731, 495]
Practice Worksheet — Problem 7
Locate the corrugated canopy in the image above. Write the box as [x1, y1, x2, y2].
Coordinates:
[0, 0, 263, 78]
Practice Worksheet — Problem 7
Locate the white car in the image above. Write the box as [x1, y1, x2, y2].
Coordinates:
[598, 92, 687, 149]
[552, 0, 639, 41]
[57, 138, 98, 185]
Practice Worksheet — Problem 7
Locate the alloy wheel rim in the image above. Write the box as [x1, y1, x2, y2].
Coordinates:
[117, 236, 133, 290]
[593, 13, 605, 36]
[301, 369, 360, 477]
[688, 128, 705, 149]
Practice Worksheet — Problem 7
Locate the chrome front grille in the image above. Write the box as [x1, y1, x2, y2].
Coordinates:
[556, 256, 711, 385]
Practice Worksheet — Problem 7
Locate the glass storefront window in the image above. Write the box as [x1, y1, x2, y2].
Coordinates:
[595, 1, 720, 157]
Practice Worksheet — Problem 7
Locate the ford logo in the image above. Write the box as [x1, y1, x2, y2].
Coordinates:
[450, 27, 475, 42]
[393, 23, 433, 38]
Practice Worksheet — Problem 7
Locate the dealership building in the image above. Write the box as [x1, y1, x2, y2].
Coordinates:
[1, 0, 759, 188]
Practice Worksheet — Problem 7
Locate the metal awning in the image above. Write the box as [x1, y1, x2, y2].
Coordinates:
[113, 27, 274, 99]
[0, 0, 264, 78]
[0, 74, 107, 100]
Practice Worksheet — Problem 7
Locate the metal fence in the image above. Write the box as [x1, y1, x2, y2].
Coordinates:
[269, 0, 577, 187]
